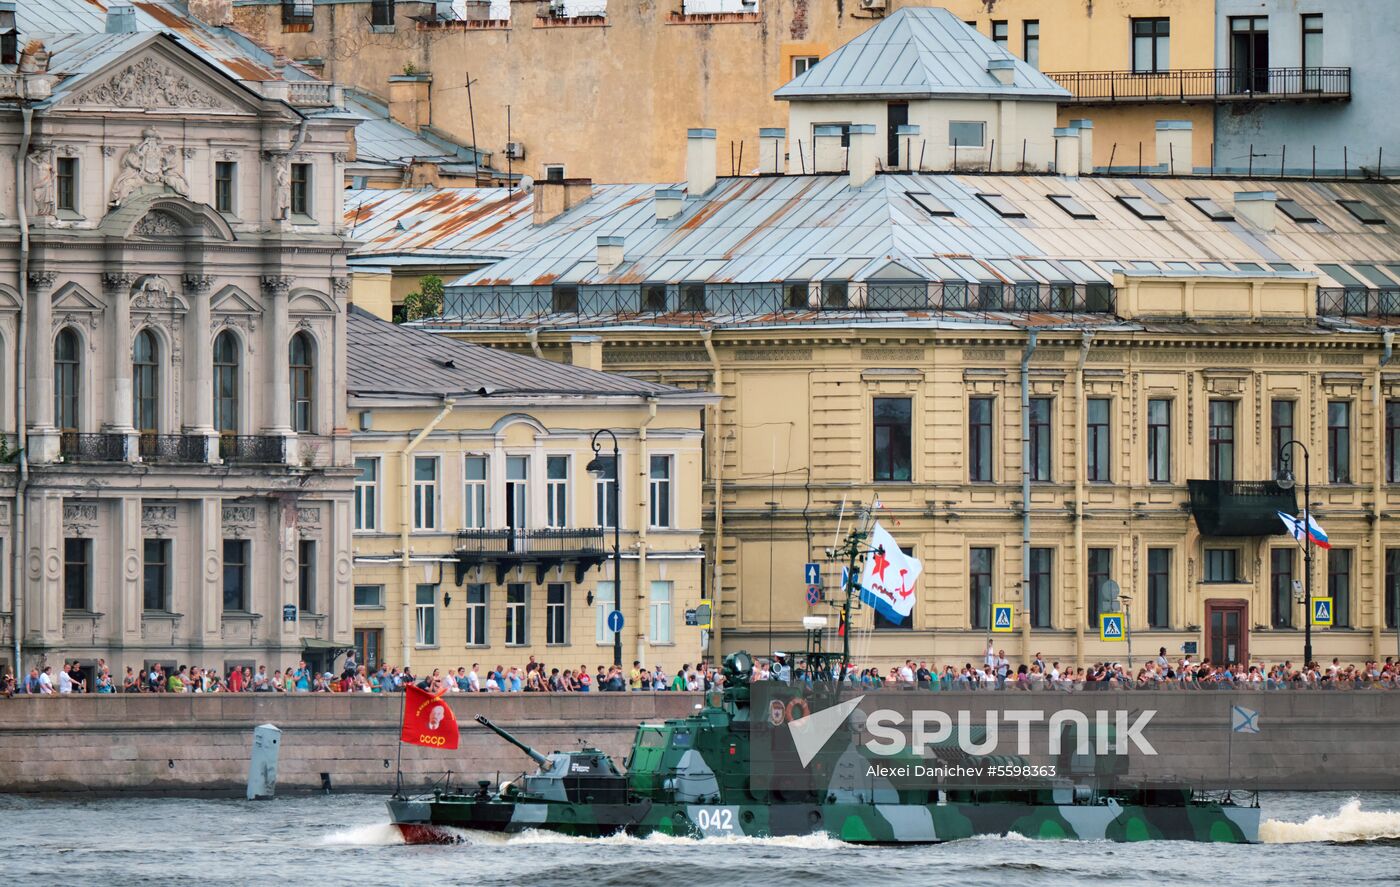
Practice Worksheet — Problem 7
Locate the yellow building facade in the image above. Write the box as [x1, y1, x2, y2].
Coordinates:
[346, 308, 715, 675]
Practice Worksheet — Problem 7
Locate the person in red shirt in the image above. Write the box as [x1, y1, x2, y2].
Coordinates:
[227, 666, 244, 693]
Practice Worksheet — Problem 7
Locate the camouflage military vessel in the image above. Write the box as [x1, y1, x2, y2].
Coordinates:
[389, 515, 1260, 845]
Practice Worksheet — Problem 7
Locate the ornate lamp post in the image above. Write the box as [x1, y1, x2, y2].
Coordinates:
[1276, 440, 1312, 668]
[587, 429, 623, 668]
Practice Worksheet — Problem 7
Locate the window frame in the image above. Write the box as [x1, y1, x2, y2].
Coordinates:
[872, 396, 913, 482]
[968, 396, 994, 483]
[594, 454, 620, 529]
[214, 160, 237, 215]
[649, 580, 673, 645]
[63, 536, 92, 612]
[297, 538, 317, 615]
[133, 327, 160, 435]
[56, 155, 79, 214]
[412, 455, 440, 532]
[289, 331, 315, 434]
[1387, 399, 1400, 484]
[1022, 20, 1040, 69]
[1131, 17, 1171, 74]
[55, 327, 82, 434]
[1270, 548, 1295, 629]
[1208, 399, 1236, 481]
[1086, 397, 1112, 483]
[1028, 546, 1052, 628]
[968, 547, 994, 630]
[546, 582, 569, 646]
[354, 456, 379, 532]
[222, 538, 249, 612]
[792, 55, 820, 78]
[1087, 547, 1113, 628]
[1147, 548, 1171, 628]
[648, 453, 673, 529]
[505, 582, 529, 646]
[505, 454, 529, 531]
[466, 583, 488, 646]
[464, 454, 488, 530]
[290, 161, 313, 220]
[1271, 400, 1295, 479]
[353, 583, 384, 610]
[949, 121, 988, 150]
[1028, 396, 1053, 482]
[213, 330, 241, 435]
[1328, 549, 1352, 628]
[990, 20, 1008, 45]
[143, 537, 172, 613]
[1203, 547, 1241, 583]
[546, 454, 570, 529]
[1328, 399, 1352, 483]
[415, 583, 438, 647]
[1146, 398, 1172, 483]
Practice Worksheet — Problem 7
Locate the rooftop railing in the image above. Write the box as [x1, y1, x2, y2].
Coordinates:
[1048, 67, 1351, 104]
[1317, 287, 1400, 318]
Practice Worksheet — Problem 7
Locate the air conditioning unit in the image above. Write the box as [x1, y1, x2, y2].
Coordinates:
[859, 0, 888, 10]
[504, 141, 526, 161]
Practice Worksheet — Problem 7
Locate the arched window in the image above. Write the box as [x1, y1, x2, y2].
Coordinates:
[213, 330, 240, 435]
[55, 327, 80, 433]
[133, 329, 159, 434]
[289, 331, 315, 433]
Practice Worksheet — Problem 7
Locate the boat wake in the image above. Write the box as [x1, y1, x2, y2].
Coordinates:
[1261, 799, 1400, 844]
[319, 823, 406, 846]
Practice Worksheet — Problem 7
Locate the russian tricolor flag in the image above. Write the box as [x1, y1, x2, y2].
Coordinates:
[1278, 510, 1331, 550]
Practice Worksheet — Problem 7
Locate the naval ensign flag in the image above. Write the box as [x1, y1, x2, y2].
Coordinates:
[858, 522, 922, 625]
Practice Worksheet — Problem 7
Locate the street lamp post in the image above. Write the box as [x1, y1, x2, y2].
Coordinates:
[587, 429, 623, 668]
[1276, 440, 1313, 668]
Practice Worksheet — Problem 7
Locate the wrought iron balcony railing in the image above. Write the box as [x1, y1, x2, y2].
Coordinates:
[1318, 287, 1400, 319]
[139, 433, 208, 464]
[1047, 67, 1351, 104]
[59, 432, 128, 463]
[219, 435, 287, 465]
[1187, 480, 1297, 538]
[455, 527, 609, 584]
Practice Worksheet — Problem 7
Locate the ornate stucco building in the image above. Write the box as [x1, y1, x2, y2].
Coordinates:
[0, 2, 357, 679]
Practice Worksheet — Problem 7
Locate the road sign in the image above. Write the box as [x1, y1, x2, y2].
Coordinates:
[693, 599, 712, 629]
[840, 566, 851, 589]
[685, 608, 698, 626]
[1312, 597, 1333, 626]
[806, 585, 821, 605]
[606, 610, 624, 633]
[991, 603, 1014, 633]
[1099, 613, 1125, 641]
[804, 562, 822, 587]
[282, 604, 297, 623]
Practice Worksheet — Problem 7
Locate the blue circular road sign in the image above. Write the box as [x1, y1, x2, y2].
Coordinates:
[607, 610, 624, 633]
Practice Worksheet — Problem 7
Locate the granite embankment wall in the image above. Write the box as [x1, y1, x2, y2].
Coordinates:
[0, 690, 1396, 794]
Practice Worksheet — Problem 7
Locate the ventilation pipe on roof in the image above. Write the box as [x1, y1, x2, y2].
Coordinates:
[686, 128, 717, 196]
[1155, 120, 1192, 175]
[847, 124, 878, 188]
[1053, 128, 1081, 178]
[987, 58, 1016, 86]
[1234, 191, 1277, 232]
[533, 177, 593, 225]
[596, 235, 624, 271]
[106, 1, 137, 33]
[570, 335, 603, 372]
[654, 187, 684, 221]
[758, 128, 786, 175]
[813, 125, 845, 174]
[896, 124, 921, 172]
[1069, 119, 1094, 174]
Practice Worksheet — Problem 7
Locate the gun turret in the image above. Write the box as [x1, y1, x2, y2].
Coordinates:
[475, 715, 548, 766]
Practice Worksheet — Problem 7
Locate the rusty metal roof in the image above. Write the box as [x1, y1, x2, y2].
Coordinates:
[345, 187, 554, 262]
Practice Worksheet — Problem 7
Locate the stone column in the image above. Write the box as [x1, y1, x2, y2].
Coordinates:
[26, 271, 58, 463]
[278, 497, 299, 645]
[116, 495, 142, 644]
[193, 498, 222, 644]
[183, 274, 216, 460]
[261, 275, 296, 465]
[25, 491, 63, 644]
[102, 273, 138, 460]
[330, 495, 353, 643]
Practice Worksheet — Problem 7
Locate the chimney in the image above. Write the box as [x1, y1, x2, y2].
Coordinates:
[596, 235, 624, 271]
[1234, 191, 1277, 232]
[187, 0, 234, 27]
[1053, 128, 1081, 177]
[533, 177, 593, 225]
[388, 73, 432, 130]
[654, 187, 684, 221]
[758, 127, 786, 175]
[847, 123, 878, 188]
[813, 125, 845, 173]
[895, 124, 921, 171]
[106, 1, 137, 33]
[686, 128, 717, 196]
[1155, 120, 1192, 175]
[569, 335, 603, 372]
[987, 58, 1017, 86]
[1069, 119, 1093, 174]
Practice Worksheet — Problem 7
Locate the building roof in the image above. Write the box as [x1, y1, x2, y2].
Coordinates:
[345, 90, 500, 179]
[346, 305, 690, 400]
[345, 187, 546, 262]
[773, 7, 1068, 102]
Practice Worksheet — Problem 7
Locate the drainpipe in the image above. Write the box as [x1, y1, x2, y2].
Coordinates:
[399, 398, 454, 668]
[1073, 331, 1094, 669]
[1019, 331, 1039, 658]
[702, 329, 723, 658]
[11, 105, 31, 676]
[636, 398, 658, 666]
[1376, 330, 1394, 662]
[526, 327, 545, 360]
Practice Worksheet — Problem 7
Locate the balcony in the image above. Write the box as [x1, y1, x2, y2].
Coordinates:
[59, 432, 128, 463]
[1318, 287, 1400, 319]
[139, 434, 208, 464]
[219, 435, 287, 465]
[1047, 67, 1351, 105]
[1187, 480, 1297, 538]
[455, 527, 608, 584]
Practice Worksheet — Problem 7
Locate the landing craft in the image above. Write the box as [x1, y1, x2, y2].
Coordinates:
[388, 510, 1260, 845]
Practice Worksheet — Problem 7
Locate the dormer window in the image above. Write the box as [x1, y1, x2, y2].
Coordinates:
[976, 192, 1024, 218]
[1115, 194, 1166, 221]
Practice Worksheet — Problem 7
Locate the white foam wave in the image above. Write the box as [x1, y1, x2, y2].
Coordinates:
[1261, 799, 1400, 844]
[318, 823, 406, 846]
[506, 829, 847, 849]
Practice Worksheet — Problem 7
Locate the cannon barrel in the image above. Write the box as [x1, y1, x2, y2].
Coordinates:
[475, 715, 548, 766]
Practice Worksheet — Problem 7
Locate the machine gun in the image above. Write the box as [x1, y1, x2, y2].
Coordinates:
[475, 714, 548, 766]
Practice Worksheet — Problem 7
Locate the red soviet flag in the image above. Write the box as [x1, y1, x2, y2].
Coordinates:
[400, 685, 460, 750]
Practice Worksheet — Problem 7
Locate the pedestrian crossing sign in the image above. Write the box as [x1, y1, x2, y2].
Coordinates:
[991, 603, 1014, 633]
[1312, 597, 1333, 626]
[1099, 613, 1125, 641]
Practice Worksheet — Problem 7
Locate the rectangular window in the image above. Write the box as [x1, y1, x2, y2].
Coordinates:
[505, 583, 528, 645]
[1204, 548, 1240, 583]
[1388, 401, 1400, 483]
[596, 581, 614, 643]
[681, 283, 706, 312]
[1115, 195, 1167, 221]
[1087, 547, 1112, 628]
[1023, 20, 1040, 69]
[353, 584, 384, 609]
[1028, 397, 1052, 482]
[1328, 400, 1352, 483]
[1271, 548, 1295, 628]
[969, 547, 993, 630]
[464, 455, 488, 529]
[297, 539, 316, 614]
[1147, 548, 1170, 628]
[1328, 549, 1352, 628]
[546, 455, 568, 529]
[290, 163, 311, 217]
[552, 284, 579, 313]
[1386, 549, 1400, 631]
[1208, 399, 1236, 481]
[1271, 400, 1295, 479]
[1301, 14, 1323, 90]
[949, 121, 986, 149]
[1086, 398, 1111, 482]
[641, 283, 668, 313]
[355, 628, 382, 670]
[1229, 16, 1270, 93]
[873, 397, 912, 482]
[546, 582, 569, 645]
[466, 583, 488, 646]
[650, 580, 673, 644]
[649, 455, 673, 528]
[1028, 547, 1052, 628]
[1131, 17, 1170, 73]
[215, 161, 236, 214]
[595, 455, 619, 528]
[354, 457, 378, 532]
[142, 538, 170, 612]
[792, 55, 820, 78]
[1147, 398, 1172, 483]
[413, 456, 438, 531]
[223, 539, 248, 612]
[56, 157, 78, 213]
[991, 20, 1008, 45]
[415, 584, 437, 646]
[505, 455, 529, 530]
[821, 280, 849, 309]
[968, 397, 994, 482]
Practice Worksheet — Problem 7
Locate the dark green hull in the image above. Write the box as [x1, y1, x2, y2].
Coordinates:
[388, 796, 1260, 844]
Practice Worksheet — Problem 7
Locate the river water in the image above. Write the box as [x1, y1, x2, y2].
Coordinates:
[4, 791, 1399, 886]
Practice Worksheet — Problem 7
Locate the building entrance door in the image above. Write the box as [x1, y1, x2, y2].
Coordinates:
[1205, 599, 1249, 665]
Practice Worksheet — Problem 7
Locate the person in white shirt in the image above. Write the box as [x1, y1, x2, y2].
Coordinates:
[57, 666, 74, 694]
[468, 665, 481, 692]
[898, 661, 915, 684]
[38, 668, 54, 694]
[984, 640, 996, 669]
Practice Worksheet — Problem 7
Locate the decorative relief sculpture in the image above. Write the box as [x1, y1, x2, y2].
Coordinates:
[272, 154, 290, 220]
[29, 148, 56, 216]
[111, 129, 190, 206]
[131, 276, 176, 311]
[71, 56, 225, 110]
[133, 211, 183, 237]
